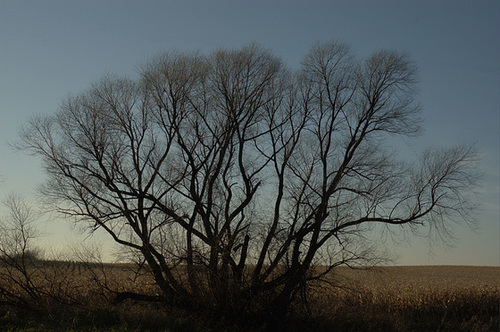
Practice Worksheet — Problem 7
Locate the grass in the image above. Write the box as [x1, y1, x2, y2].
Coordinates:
[0, 264, 498, 331]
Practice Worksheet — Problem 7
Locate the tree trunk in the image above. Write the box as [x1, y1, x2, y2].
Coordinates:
[266, 276, 298, 331]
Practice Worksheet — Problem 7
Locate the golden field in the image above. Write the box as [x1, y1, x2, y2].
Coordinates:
[306, 266, 500, 331]
[0, 264, 498, 331]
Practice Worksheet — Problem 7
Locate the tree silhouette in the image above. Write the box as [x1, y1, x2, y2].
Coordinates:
[18, 42, 477, 321]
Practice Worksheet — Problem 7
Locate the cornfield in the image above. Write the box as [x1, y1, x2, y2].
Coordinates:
[305, 266, 499, 331]
[0, 263, 498, 331]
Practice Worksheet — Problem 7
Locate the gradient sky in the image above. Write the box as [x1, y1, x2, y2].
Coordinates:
[1, 0, 498, 265]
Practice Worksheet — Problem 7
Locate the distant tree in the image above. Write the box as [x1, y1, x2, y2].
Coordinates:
[0, 194, 44, 308]
[0, 193, 94, 310]
[17, 42, 478, 322]
[0, 194, 42, 265]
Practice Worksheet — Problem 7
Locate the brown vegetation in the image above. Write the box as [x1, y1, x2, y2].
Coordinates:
[0, 263, 498, 331]
[309, 266, 499, 331]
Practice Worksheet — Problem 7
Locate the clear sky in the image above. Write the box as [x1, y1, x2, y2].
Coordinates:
[1, 0, 498, 265]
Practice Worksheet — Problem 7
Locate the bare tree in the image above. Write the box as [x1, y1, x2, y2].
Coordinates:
[0, 194, 101, 310]
[0, 194, 43, 308]
[17, 42, 477, 321]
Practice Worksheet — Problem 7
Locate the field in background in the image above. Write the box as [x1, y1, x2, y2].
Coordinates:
[307, 266, 499, 331]
[0, 264, 498, 331]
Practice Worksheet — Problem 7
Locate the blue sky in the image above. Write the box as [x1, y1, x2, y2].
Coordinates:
[0, 0, 498, 265]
